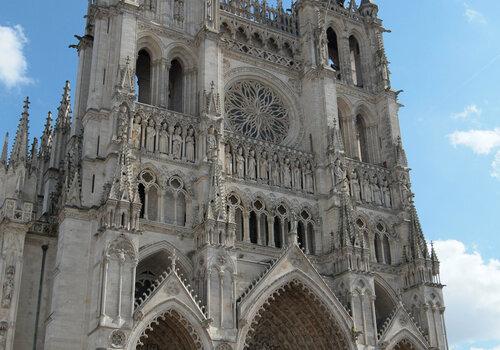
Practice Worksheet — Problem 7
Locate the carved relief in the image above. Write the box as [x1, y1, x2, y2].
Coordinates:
[1, 266, 15, 309]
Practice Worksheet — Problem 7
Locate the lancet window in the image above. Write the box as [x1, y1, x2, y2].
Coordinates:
[327, 27, 340, 71]
[138, 171, 190, 227]
[374, 222, 392, 265]
[136, 50, 152, 104]
[297, 210, 316, 254]
[168, 59, 184, 113]
[349, 35, 363, 87]
[355, 114, 370, 163]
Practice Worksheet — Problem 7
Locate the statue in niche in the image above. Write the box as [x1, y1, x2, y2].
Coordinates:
[361, 171, 372, 203]
[248, 149, 257, 180]
[146, 119, 156, 153]
[348, 168, 362, 202]
[0, 322, 8, 349]
[225, 144, 233, 175]
[159, 123, 169, 154]
[207, 125, 218, 160]
[304, 162, 314, 193]
[206, 0, 213, 22]
[400, 172, 413, 207]
[381, 176, 392, 208]
[259, 151, 269, 182]
[282, 157, 292, 188]
[185, 128, 195, 162]
[314, 11, 328, 67]
[372, 174, 383, 206]
[333, 158, 347, 191]
[271, 154, 281, 185]
[292, 160, 302, 190]
[116, 105, 129, 141]
[131, 115, 142, 149]
[172, 126, 183, 159]
[236, 147, 245, 178]
[2, 266, 15, 308]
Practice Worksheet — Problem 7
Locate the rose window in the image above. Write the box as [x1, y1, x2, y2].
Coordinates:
[225, 80, 291, 143]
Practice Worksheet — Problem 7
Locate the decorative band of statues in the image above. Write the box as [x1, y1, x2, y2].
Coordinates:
[223, 141, 315, 194]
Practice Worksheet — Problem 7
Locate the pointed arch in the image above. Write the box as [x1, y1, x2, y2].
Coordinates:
[238, 266, 355, 350]
[374, 277, 398, 331]
[349, 35, 364, 87]
[388, 329, 429, 350]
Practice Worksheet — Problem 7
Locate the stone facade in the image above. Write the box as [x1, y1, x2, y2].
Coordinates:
[0, 0, 448, 349]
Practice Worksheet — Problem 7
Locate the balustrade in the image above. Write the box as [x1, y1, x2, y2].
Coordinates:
[0, 199, 34, 223]
[220, 0, 299, 35]
[223, 132, 316, 194]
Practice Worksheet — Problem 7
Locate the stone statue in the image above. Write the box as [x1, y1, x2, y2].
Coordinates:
[117, 104, 129, 141]
[271, 154, 280, 185]
[159, 123, 169, 154]
[146, 119, 156, 153]
[2, 266, 15, 308]
[283, 157, 292, 188]
[248, 149, 257, 180]
[236, 147, 245, 178]
[372, 174, 383, 206]
[361, 171, 373, 203]
[348, 168, 361, 202]
[225, 144, 233, 175]
[185, 127, 195, 162]
[132, 115, 142, 149]
[292, 160, 302, 190]
[333, 158, 347, 190]
[304, 162, 314, 193]
[172, 126, 183, 159]
[259, 151, 269, 182]
[207, 125, 218, 160]
[381, 177, 392, 208]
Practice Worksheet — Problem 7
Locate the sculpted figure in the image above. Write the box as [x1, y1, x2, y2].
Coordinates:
[236, 147, 245, 178]
[132, 115, 142, 149]
[304, 162, 314, 193]
[159, 123, 169, 154]
[292, 160, 302, 189]
[259, 151, 269, 182]
[333, 158, 347, 190]
[207, 125, 218, 160]
[172, 126, 183, 159]
[372, 174, 383, 206]
[361, 171, 373, 203]
[225, 144, 233, 175]
[117, 105, 129, 140]
[271, 154, 281, 185]
[1, 266, 15, 308]
[283, 157, 292, 188]
[381, 176, 392, 208]
[185, 128, 195, 162]
[349, 168, 362, 202]
[248, 149, 257, 180]
[146, 119, 156, 153]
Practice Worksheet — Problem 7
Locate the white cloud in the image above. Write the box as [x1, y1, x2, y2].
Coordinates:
[434, 240, 500, 345]
[452, 104, 482, 120]
[0, 24, 32, 88]
[464, 4, 487, 24]
[448, 129, 500, 155]
[491, 151, 500, 179]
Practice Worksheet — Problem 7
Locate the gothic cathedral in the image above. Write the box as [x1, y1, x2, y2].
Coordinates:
[0, 0, 448, 349]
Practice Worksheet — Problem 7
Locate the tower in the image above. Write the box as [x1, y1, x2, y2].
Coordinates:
[0, 0, 448, 349]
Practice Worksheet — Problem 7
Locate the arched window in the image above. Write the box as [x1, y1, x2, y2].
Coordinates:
[138, 170, 159, 221]
[136, 50, 152, 104]
[274, 217, 282, 248]
[297, 221, 306, 250]
[307, 223, 315, 254]
[383, 235, 392, 265]
[168, 59, 184, 112]
[374, 234, 382, 263]
[327, 28, 340, 71]
[249, 211, 258, 244]
[355, 115, 370, 163]
[164, 176, 188, 226]
[227, 193, 244, 241]
[349, 36, 363, 87]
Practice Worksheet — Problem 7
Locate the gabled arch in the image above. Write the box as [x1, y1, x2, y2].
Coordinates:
[138, 240, 194, 277]
[388, 329, 429, 350]
[237, 245, 355, 350]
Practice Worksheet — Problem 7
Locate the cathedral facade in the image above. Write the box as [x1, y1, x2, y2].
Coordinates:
[0, 0, 448, 349]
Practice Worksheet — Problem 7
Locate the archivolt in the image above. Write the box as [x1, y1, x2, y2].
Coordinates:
[244, 279, 351, 350]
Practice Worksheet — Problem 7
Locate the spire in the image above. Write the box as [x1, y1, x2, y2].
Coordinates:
[408, 203, 429, 260]
[10, 97, 30, 165]
[29, 137, 39, 166]
[56, 81, 71, 130]
[40, 111, 53, 156]
[395, 136, 408, 167]
[206, 161, 227, 222]
[1, 133, 9, 165]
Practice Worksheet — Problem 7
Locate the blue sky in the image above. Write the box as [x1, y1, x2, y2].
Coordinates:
[1, 1, 499, 349]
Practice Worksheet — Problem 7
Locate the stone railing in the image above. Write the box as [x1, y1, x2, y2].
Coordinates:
[321, 0, 364, 22]
[223, 132, 316, 194]
[221, 38, 303, 71]
[341, 157, 396, 210]
[132, 103, 201, 163]
[220, 0, 299, 35]
[0, 199, 34, 224]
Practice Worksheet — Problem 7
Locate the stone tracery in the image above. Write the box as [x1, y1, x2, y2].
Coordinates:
[225, 80, 291, 144]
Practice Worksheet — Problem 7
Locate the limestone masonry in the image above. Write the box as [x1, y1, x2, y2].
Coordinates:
[0, 0, 448, 349]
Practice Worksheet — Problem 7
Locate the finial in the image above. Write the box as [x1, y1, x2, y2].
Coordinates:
[1, 133, 8, 164]
[170, 250, 177, 271]
[23, 97, 30, 115]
